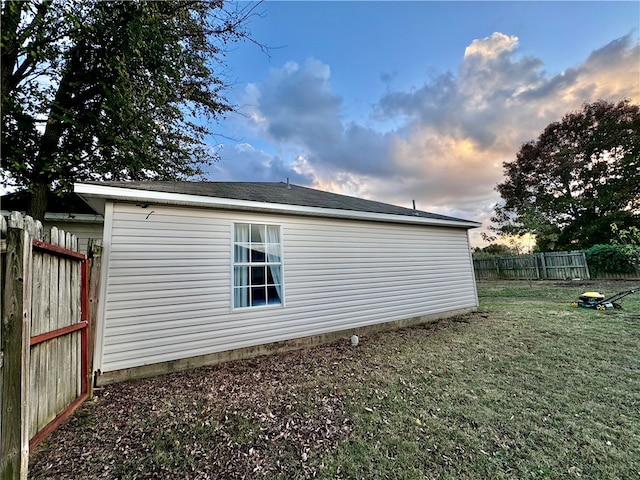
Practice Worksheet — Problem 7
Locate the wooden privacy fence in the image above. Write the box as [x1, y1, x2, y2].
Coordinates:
[1, 212, 102, 480]
[474, 251, 591, 280]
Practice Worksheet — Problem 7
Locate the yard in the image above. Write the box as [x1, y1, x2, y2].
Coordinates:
[29, 280, 640, 479]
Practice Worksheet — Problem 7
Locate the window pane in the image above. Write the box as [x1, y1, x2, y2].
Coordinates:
[235, 223, 249, 242]
[251, 286, 266, 306]
[234, 287, 249, 308]
[266, 244, 281, 263]
[234, 244, 250, 263]
[250, 224, 264, 243]
[234, 266, 249, 287]
[251, 245, 266, 263]
[266, 225, 280, 244]
[250, 266, 265, 286]
[267, 285, 281, 304]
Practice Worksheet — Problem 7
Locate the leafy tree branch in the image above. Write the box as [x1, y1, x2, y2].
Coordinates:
[1, 0, 262, 220]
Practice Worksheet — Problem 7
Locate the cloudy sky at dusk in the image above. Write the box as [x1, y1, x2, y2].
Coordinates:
[209, 1, 640, 246]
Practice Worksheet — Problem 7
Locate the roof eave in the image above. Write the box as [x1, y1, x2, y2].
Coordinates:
[74, 183, 481, 229]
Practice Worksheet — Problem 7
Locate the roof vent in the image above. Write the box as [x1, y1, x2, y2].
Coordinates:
[286, 177, 291, 189]
[412, 199, 419, 216]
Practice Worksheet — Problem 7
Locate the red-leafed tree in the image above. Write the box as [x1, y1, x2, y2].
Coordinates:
[492, 99, 640, 251]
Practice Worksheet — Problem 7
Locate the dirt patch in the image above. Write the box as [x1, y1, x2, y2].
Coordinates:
[28, 335, 369, 479]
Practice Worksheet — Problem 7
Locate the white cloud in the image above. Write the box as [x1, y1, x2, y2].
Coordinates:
[211, 143, 313, 184]
[219, 32, 640, 245]
[375, 32, 639, 214]
[464, 32, 519, 59]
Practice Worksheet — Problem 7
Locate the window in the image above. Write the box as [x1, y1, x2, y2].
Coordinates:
[233, 223, 283, 308]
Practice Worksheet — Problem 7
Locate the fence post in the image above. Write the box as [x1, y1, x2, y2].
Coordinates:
[87, 239, 103, 398]
[581, 251, 591, 280]
[1, 213, 36, 480]
[0, 216, 5, 478]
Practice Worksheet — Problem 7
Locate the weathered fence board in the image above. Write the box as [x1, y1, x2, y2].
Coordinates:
[1, 212, 92, 480]
[1, 215, 5, 425]
[1, 216, 25, 478]
[1, 212, 37, 479]
[1, 216, 5, 464]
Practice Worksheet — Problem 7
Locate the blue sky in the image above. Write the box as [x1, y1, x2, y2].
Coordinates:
[208, 1, 640, 246]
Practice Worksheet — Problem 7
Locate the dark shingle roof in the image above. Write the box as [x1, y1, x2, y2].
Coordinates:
[86, 181, 474, 224]
[1, 190, 99, 214]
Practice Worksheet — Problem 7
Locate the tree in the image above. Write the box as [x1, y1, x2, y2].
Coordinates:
[1, 0, 259, 220]
[611, 224, 640, 274]
[472, 243, 519, 258]
[492, 99, 640, 251]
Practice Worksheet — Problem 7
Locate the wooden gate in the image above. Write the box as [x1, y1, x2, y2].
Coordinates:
[1, 212, 91, 479]
[28, 239, 90, 448]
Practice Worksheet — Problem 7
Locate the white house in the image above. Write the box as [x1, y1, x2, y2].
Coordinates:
[75, 181, 481, 385]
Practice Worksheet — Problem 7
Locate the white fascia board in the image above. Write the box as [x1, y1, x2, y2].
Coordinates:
[0, 210, 103, 223]
[44, 212, 104, 223]
[74, 183, 481, 229]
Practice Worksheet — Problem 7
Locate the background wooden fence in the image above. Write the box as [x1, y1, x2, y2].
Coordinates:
[474, 251, 591, 280]
[474, 250, 640, 281]
[1, 212, 102, 480]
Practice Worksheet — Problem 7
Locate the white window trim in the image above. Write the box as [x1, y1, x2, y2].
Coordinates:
[230, 222, 285, 312]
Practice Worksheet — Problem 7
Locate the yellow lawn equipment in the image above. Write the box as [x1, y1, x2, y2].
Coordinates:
[571, 287, 639, 310]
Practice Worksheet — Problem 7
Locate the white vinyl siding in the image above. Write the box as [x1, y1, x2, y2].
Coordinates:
[42, 220, 103, 253]
[97, 203, 477, 372]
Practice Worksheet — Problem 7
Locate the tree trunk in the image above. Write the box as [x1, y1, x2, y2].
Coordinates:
[26, 182, 48, 222]
[27, 48, 78, 221]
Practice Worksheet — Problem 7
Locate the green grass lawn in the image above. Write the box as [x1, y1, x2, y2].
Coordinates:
[30, 280, 640, 479]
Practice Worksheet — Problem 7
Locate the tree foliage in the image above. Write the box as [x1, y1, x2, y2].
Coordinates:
[1, 0, 259, 220]
[492, 99, 640, 251]
[472, 243, 519, 258]
[611, 224, 640, 274]
[584, 244, 638, 276]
